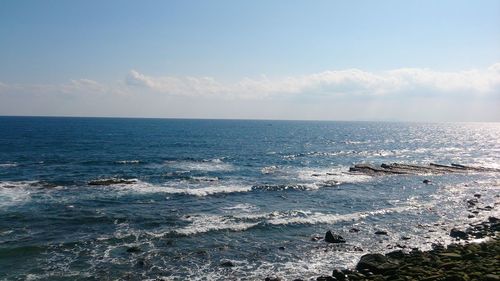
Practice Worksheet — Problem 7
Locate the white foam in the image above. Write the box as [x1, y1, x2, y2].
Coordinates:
[296, 166, 372, 186]
[0, 163, 17, 168]
[0, 181, 35, 208]
[174, 214, 259, 235]
[109, 180, 252, 197]
[166, 159, 235, 172]
[115, 160, 140, 164]
[168, 205, 420, 236]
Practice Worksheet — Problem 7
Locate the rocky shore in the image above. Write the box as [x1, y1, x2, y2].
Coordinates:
[265, 217, 499, 281]
[263, 189, 500, 281]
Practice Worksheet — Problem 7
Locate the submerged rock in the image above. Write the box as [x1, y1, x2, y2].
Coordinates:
[126, 246, 141, 253]
[325, 231, 346, 243]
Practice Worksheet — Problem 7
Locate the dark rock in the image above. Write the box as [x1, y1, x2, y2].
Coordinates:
[401, 236, 411, 240]
[349, 228, 360, 233]
[375, 230, 388, 235]
[467, 199, 478, 207]
[88, 178, 136, 186]
[316, 276, 335, 281]
[488, 216, 499, 223]
[126, 246, 141, 253]
[220, 260, 235, 267]
[386, 250, 405, 259]
[468, 214, 475, 218]
[423, 179, 431, 184]
[325, 230, 346, 243]
[356, 253, 399, 274]
[278, 246, 285, 250]
[331, 269, 346, 281]
[265, 277, 282, 281]
[474, 194, 481, 198]
[450, 228, 468, 239]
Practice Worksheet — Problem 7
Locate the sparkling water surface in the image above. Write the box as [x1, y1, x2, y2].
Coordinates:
[0, 117, 499, 280]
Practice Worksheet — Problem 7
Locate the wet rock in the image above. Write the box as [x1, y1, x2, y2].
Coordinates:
[423, 179, 431, 184]
[88, 178, 136, 186]
[374, 230, 388, 235]
[450, 228, 468, 240]
[278, 246, 286, 251]
[220, 260, 235, 267]
[126, 246, 141, 253]
[401, 236, 411, 240]
[265, 277, 282, 281]
[331, 269, 347, 281]
[468, 214, 475, 218]
[349, 228, 360, 233]
[325, 231, 346, 243]
[488, 216, 499, 223]
[474, 194, 481, 198]
[356, 253, 398, 274]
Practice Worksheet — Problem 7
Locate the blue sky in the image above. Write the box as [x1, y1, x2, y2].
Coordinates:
[0, 0, 499, 121]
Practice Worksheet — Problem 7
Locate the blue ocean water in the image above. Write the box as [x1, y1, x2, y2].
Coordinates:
[0, 117, 499, 280]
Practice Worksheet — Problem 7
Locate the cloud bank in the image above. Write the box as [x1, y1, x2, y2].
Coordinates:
[1, 64, 499, 121]
[125, 63, 500, 99]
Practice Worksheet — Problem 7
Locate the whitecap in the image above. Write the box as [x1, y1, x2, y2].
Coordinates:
[166, 159, 235, 172]
[115, 160, 140, 164]
[0, 163, 17, 168]
[0, 181, 36, 208]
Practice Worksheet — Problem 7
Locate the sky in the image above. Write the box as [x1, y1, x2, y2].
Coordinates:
[0, 0, 499, 121]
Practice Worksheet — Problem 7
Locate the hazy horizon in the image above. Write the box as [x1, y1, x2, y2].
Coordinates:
[1, 0, 499, 122]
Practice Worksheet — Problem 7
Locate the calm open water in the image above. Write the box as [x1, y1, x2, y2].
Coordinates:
[0, 117, 499, 280]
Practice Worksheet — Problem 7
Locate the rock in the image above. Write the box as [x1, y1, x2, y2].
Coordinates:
[316, 277, 335, 281]
[484, 274, 500, 281]
[450, 228, 468, 240]
[375, 230, 388, 235]
[474, 194, 481, 198]
[423, 179, 431, 184]
[88, 178, 136, 186]
[278, 246, 285, 250]
[265, 277, 282, 281]
[331, 269, 346, 281]
[220, 260, 235, 267]
[401, 236, 411, 240]
[349, 228, 360, 233]
[356, 253, 399, 274]
[488, 216, 499, 223]
[126, 246, 141, 253]
[468, 214, 475, 218]
[325, 231, 346, 243]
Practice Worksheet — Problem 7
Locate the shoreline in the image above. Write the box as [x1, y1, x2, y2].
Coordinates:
[265, 217, 499, 281]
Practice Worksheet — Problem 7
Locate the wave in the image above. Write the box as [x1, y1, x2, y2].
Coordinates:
[165, 158, 235, 172]
[173, 214, 259, 235]
[0, 163, 17, 168]
[165, 205, 423, 236]
[0, 181, 36, 208]
[104, 180, 252, 197]
[115, 160, 140, 164]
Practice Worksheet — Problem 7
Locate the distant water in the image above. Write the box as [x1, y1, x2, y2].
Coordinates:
[0, 117, 499, 280]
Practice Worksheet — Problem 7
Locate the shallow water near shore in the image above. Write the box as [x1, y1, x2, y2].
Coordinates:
[0, 117, 499, 280]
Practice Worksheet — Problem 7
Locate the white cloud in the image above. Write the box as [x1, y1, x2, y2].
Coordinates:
[125, 64, 500, 99]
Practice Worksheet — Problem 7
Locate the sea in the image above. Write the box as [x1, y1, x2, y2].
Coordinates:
[0, 116, 499, 280]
